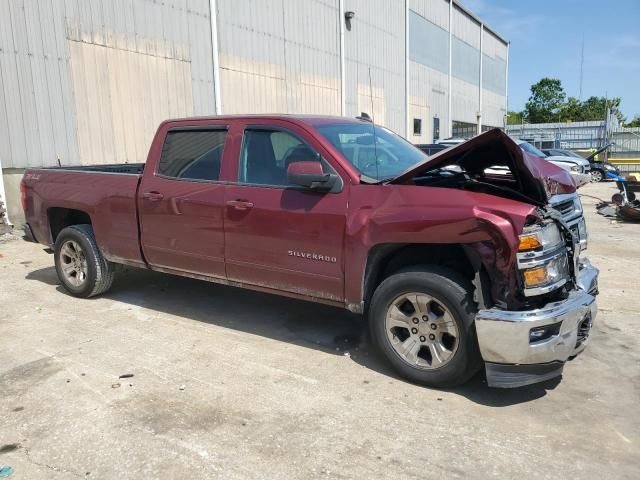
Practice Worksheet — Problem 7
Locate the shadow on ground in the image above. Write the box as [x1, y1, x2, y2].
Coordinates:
[26, 265, 559, 406]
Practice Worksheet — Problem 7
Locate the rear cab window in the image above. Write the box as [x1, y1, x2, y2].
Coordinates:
[158, 129, 228, 181]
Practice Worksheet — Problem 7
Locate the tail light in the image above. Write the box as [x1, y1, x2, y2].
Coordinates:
[20, 178, 27, 211]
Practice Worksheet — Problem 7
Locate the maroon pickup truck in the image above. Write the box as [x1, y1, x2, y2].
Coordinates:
[21, 116, 598, 388]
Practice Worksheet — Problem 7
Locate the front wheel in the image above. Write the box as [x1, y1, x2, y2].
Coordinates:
[591, 169, 604, 182]
[54, 224, 115, 298]
[369, 266, 481, 388]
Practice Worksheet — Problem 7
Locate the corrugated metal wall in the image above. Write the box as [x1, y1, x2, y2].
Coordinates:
[408, 0, 508, 141]
[343, 0, 406, 136]
[1, 0, 507, 169]
[408, 0, 450, 143]
[482, 29, 508, 128]
[0, 0, 216, 168]
[217, 0, 341, 115]
[451, 4, 480, 126]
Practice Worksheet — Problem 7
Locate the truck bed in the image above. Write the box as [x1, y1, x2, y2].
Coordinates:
[23, 163, 145, 266]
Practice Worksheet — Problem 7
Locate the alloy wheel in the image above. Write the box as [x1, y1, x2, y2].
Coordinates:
[59, 240, 88, 287]
[591, 170, 603, 182]
[385, 293, 460, 369]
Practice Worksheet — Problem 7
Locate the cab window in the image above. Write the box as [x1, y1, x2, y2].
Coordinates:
[158, 129, 227, 181]
[239, 129, 322, 186]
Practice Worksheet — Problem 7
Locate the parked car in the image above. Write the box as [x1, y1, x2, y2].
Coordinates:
[414, 143, 449, 156]
[542, 147, 620, 183]
[436, 137, 468, 146]
[515, 140, 592, 188]
[21, 119, 598, 389]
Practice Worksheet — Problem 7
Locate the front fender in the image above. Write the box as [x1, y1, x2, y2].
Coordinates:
[344, 185, 537, 309]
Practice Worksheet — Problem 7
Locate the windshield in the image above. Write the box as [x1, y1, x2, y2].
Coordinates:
[519, 141, 547, 158]
[315, 123, 426, 181]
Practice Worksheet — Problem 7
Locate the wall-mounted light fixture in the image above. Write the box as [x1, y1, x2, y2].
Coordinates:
[345, 11, 355, 31]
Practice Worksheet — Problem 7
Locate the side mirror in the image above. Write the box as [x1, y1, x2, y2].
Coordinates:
[287, 161, 338, 192]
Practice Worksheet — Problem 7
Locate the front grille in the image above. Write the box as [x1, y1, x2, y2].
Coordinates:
[550, 194, 582, 224]
[555, 199, 575, 217]
[549, 192, 588, 250]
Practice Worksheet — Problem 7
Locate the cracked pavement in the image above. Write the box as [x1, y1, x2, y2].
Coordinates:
[0, 182, 639, 479]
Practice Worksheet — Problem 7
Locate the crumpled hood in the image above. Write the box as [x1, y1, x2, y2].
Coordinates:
[389, 128, 575, 203]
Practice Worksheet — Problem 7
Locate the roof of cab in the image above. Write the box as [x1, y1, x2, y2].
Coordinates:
[162, 114, 369, 127]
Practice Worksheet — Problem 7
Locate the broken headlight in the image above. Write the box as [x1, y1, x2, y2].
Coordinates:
[517, 222, 570, 297]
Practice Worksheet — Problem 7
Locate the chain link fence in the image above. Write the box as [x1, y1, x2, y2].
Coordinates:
[505, 121, 640, 173]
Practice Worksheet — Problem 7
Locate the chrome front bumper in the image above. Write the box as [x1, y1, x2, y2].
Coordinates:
[476, 258, 598, 387]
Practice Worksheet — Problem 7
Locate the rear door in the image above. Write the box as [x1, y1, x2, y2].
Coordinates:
[223, 121, 348, 302]
[138, 125, 230, 278]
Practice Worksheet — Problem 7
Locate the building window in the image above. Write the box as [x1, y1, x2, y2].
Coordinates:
[452, 121, 477, 139]
[413, 118, 422, 136]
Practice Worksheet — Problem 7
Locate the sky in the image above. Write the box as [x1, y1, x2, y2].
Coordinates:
[462, 0, 640, 120]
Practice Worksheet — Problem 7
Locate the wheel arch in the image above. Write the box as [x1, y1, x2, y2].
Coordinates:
[48, 207, 92, 243]
[362, 243, 493, 313]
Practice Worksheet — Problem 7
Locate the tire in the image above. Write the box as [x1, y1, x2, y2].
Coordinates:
[54, 224, 115, 298]
[368, 266, 481, 388]
[591, 169, 604, 183]
[612, 193, 625, 205]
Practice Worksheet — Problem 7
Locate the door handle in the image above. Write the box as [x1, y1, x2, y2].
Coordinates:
[226, 199, 254, 210]
[142, 191, 164, 201]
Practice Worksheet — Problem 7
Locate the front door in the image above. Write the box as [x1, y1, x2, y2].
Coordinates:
[138, 127, 229, 278]
[224, 124, 347, 302]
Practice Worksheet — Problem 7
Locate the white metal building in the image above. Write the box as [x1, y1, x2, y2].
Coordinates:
[0, 0, 508, 225]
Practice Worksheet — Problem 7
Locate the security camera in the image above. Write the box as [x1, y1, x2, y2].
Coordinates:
[345, 11, 355, 30]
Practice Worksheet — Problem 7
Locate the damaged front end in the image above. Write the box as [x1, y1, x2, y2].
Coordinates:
[390, 129, 585, 310]
[389, 128, 576, 206]
[476, 198, 598, 388]
[390, 129, 599, 387]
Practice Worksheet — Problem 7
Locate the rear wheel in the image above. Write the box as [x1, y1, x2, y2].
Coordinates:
[369, 266, 481, 388]
[591, 169, 604, 182]
[54, 224, 115, 298]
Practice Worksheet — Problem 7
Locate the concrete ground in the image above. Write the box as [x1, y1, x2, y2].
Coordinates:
[0, 181, 638, 479]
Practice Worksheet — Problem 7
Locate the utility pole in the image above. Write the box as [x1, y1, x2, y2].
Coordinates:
[447, 0, 453, 138]
[603, 91, 609, 149]
[579, 35, 584, 100]
[209, 0, 222, 115]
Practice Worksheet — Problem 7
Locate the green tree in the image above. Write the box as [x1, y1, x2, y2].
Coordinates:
[625, 115, 640, 127]
[559, 96, 583, 122]
[524, 78, 566, 123]
[506, 111, 525, 125]
[578, 96, 625, 124]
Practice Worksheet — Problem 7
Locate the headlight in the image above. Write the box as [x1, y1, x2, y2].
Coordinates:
[570, 165, 579, 172]
[605, 164, 616, 171]
[522, 254, 569, 289]
[518, 222, 563, 252]
[517, 222, 569, 296]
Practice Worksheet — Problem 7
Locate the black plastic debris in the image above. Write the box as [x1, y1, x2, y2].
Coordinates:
[596, 201, 640, 222]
